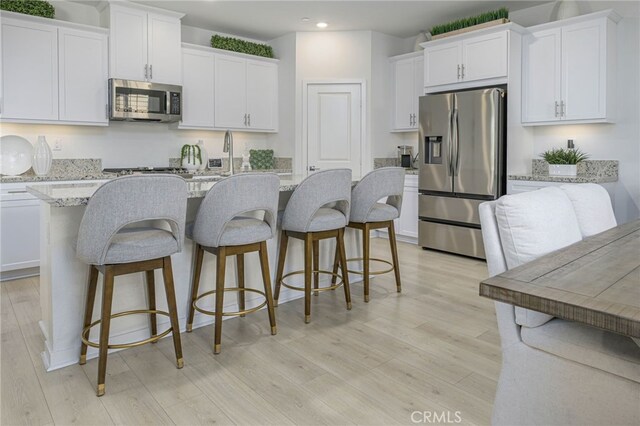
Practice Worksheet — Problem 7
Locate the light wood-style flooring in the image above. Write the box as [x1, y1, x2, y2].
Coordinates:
[1, 239, 499, 425]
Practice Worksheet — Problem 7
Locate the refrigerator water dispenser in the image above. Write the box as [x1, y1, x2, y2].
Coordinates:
[425, 136, 443, 164]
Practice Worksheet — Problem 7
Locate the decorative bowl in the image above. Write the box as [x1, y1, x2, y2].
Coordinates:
[0, 135, 33, 176]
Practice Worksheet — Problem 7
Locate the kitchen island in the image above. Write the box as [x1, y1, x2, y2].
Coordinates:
[27, 175, 363, 371]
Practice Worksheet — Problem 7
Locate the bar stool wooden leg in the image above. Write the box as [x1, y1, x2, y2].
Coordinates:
[338, 228, 352, 310]
[388, 222, 402, 293]
[145, 270, 157, 341]
[236, 253, 246, 317]
[187, 244, 204, 332]
[79, 265, 98, 365]
[313, 240, 320, 295]
[97, 265, 115, 397]
[214, 247, 227, 354]
[362, 223, 371, 303]
[304, 233, 313, 323]
[162, 256, 183, 368]
[259, 241, 277, 335]
[274, 230, 288, 306]
[330, 247, 339, 286]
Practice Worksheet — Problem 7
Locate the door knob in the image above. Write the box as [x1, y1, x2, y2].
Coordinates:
[308, 166, 321, 171]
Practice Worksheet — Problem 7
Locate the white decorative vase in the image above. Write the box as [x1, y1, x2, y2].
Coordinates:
[32, 135, 52, 176]
[550, 0, 583, 21]
[181, 144, 201, 171]
[196, 140, 208, 170]
[549, 164, 577, 176]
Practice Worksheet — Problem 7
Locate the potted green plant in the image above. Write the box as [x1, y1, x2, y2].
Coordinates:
[540, 147, 589, 176]
[181, 144, 202, 171]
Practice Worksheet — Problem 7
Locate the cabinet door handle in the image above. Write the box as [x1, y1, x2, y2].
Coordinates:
[412, 113, 415, 126]
[244, 114, 247, 126]
[149, 64, 153, 80]
[248, 114, 251, 126]
[7, 190, 27, 194]
[461, 64, 465, 79]
[106, 104, 109, 119]
[554, 101, 559, 118]
[144, 64, 148, 80]
[457, 64, 461, 80]
[560, 100, 565, 117]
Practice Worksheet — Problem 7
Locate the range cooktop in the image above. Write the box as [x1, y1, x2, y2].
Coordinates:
[103, 167, 191, 176]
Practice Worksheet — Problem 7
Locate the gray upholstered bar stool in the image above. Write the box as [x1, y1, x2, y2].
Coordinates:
[76, 175, 187, 396]
[186, 173, 279, 354]
[331, 167, 405, 302]
[274, 169, 353, 323]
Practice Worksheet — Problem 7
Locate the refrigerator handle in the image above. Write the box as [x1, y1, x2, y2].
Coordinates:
[447, 107, 453, 176]
[453, 108, 460, 176]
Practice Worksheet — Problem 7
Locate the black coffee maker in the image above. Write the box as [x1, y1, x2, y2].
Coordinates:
[397, 145, 414, 169]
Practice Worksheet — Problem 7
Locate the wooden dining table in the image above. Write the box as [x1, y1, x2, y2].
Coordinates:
[480, 219, 640, 338]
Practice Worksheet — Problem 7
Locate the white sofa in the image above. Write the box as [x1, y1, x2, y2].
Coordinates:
[479, 184, 640, 426]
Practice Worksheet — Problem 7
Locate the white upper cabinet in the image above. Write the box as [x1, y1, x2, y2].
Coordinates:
[180, 45, 278, 132]
[108, 4, 183, 85]
[424, 42, 461, 87]
[391, 53, 423, 131]
[180, 47, 215, 129]
[214, 52, 278, 132]
[58, 28, 108, 124]
[1, 17, 58, 121]
[522, 28, 562, 123]
[147, 13, 182, 85]
[423, 30, 509, 90]
[214, 54, 247, 129]
[522, 11, 619, 125]
[246, 60, 278, 131]
[1, 12, 108, 125]
[462, 31, 508, 81]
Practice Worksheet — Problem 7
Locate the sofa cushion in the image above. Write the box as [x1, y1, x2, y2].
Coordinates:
[522, 319, 640, 383]
[495, 187, 583, 328]
[559, 183, 617, 237]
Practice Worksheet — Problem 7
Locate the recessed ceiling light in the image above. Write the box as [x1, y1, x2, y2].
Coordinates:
[301, 17, 310, 22]
[316, 22, 328, 28]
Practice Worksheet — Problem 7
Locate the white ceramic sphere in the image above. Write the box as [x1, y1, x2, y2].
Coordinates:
[0, 135, 34, 176]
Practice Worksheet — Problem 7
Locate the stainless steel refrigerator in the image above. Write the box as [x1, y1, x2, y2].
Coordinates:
[418, 87, 506, 259]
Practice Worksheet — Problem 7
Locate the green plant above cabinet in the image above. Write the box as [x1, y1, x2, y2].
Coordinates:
[211, 35, 274, 58]
[0, 0, 54, 18]
[431, 7, 509, 37]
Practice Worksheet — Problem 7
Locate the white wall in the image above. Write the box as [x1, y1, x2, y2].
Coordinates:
[268, 33, 297, 157]
[293, 31, 374, 174]
[511, 2, 640, 223]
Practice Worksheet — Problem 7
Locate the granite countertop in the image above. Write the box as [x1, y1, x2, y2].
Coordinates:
[509, 160, 618, 184]
[26, 174, 349, 207]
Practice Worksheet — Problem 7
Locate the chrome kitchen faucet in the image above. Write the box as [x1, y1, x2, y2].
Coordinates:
[223, 130, 234, 175]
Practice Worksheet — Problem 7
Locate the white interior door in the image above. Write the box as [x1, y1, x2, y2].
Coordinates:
[306, 83, 362, 176]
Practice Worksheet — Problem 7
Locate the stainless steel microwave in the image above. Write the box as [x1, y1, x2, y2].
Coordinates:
[108, 79, 182, 122]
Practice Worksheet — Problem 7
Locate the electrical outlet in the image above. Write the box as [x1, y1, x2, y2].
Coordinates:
[208, 158, 222, 168]
[53, 139, 62, 151]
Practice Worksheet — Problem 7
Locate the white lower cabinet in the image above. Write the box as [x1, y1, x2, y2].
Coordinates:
[396, 175, 419, 240]
[1, 183, 40, 279]
[377, 174, 419, 243]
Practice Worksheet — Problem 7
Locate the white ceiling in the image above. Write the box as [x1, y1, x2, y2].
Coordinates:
[120, 1, 550, 41]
